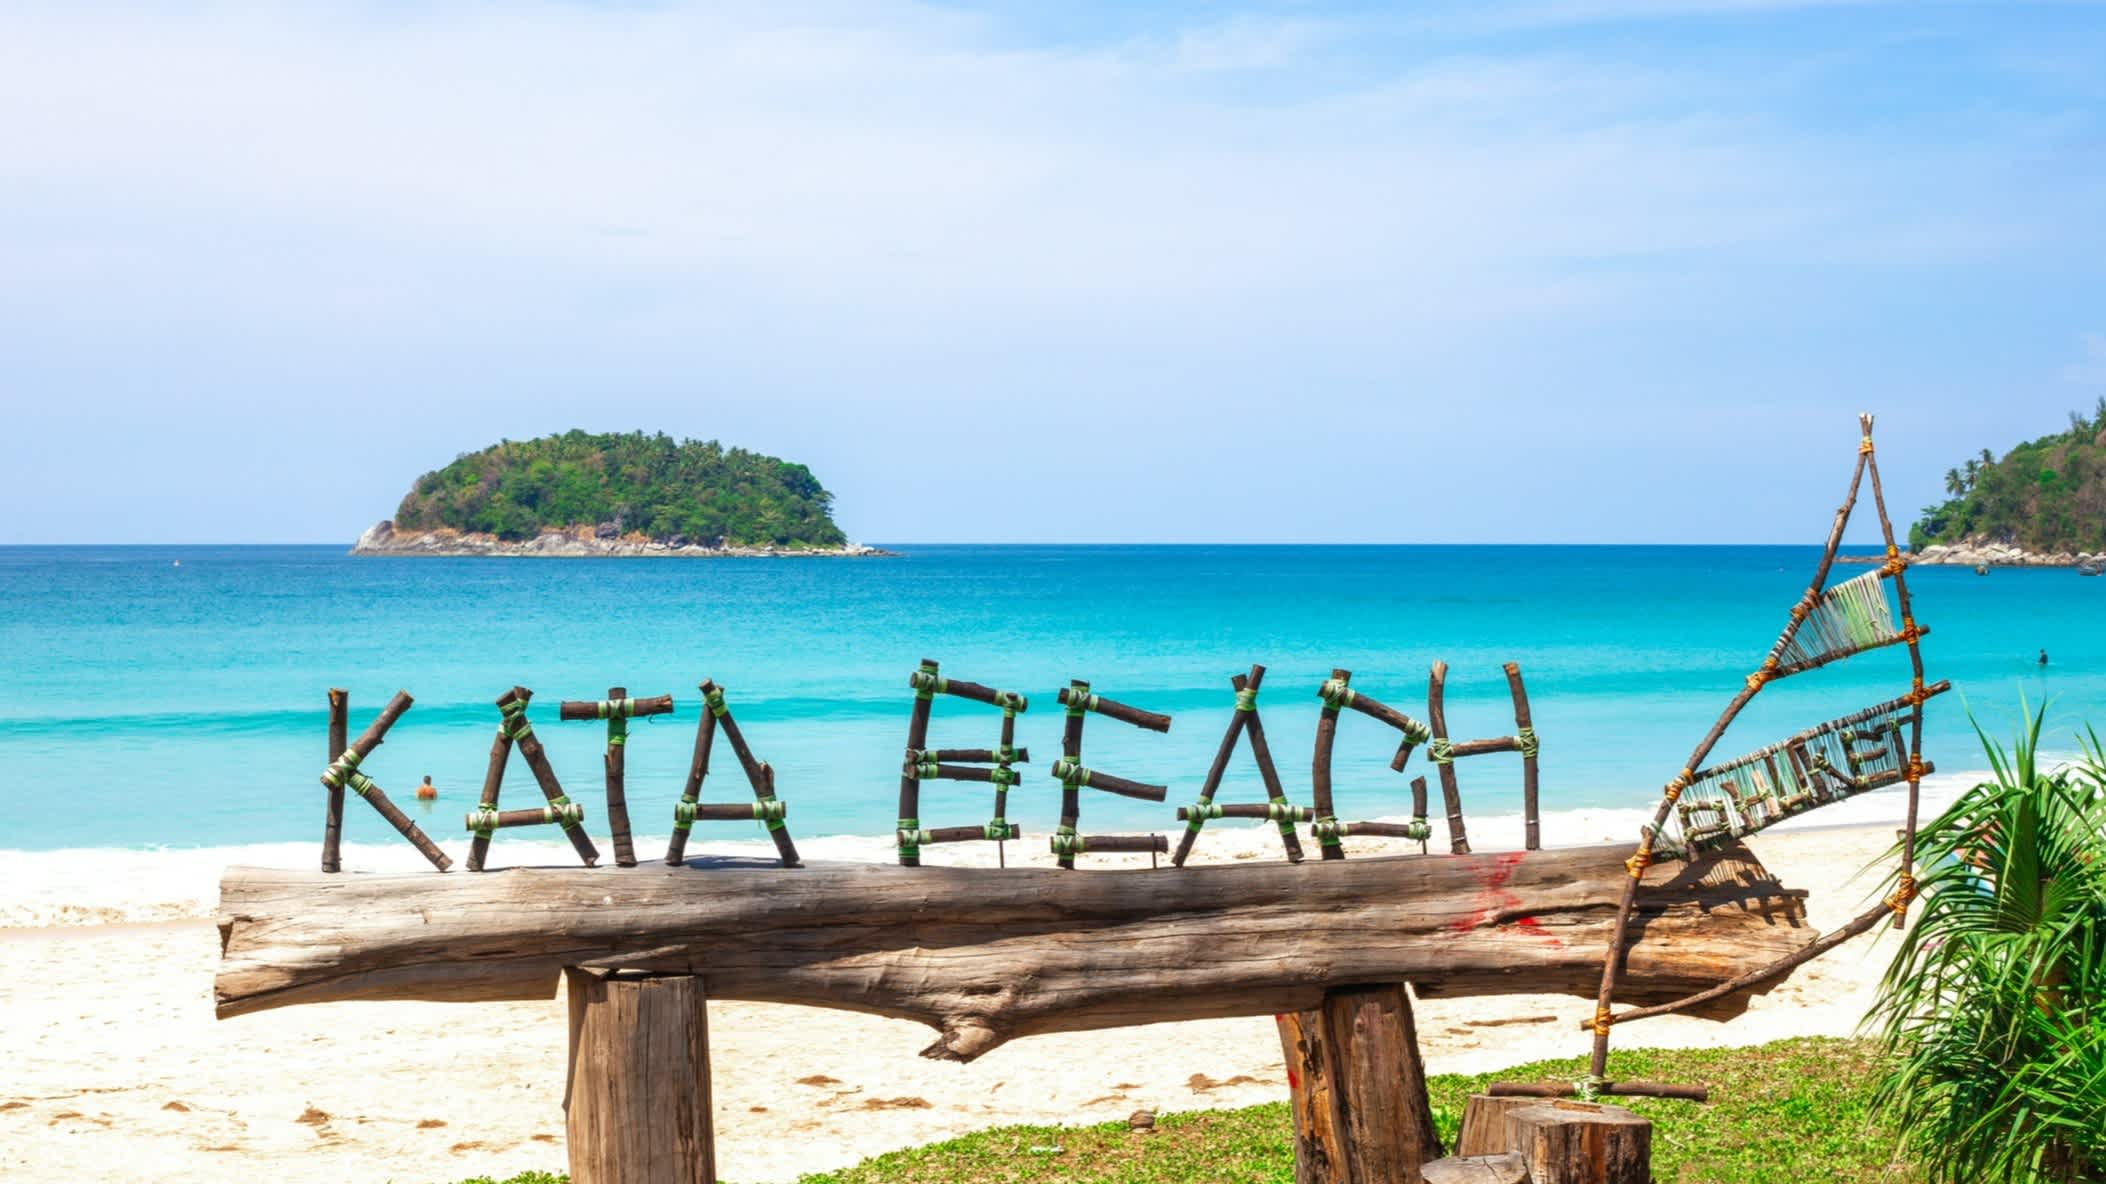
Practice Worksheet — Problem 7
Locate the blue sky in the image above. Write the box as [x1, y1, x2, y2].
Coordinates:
[1, 0, 2101, 544]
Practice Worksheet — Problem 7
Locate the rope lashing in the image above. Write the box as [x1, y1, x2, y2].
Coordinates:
[1860, 435, 1875, 455]
[987, 766, 1019, 787]
[703, 686, 728, 718]
[1625, 849, 1653, 879]
[547, 794, 582, 831]
[752, 798, 787, 825]
[1592, 1005, 1614, 1036]
[983, 820, 1019, 841]
[1310, 817, 1345, 843]
[1905, 754, 1927, 782]
[1317, 678, 1355, 711]
[1664, 770, 1693, 803]
[896, 818, 927, 858]
[1428, 738, 1454, 766]
[1516, 727, 1541, 759]
[1905, 679, 1932, 706]
[991, 743, 1022, 763]
[1064, 687, 1098, 717]
[497, 698, 535, 741]
[910, 662, 942, 702]
[1575, 1073, 1609, 1103]
[342, 771, 378, 798]
[1885, 872, 1917, 916]
[1746, 657, 1780, 692]
[1050, 826, 1084, 856]
[1051, 756, 1091, 788]
[320, 748, 365, 788]
[607, 713, 627, 748]
[466, 808, 498, 837]
[1265, 799, 1308, 823]
[1405, 816, 1431, 842]
[905, 757, 939, 781]
[1234, 687, 1258, 713]
[1881, 545, 1909, 578]
[1183, 801, 1224, 832]
[673, 800, 699, 830]
[593, 698, 637, 719]
[993, 690, 1028, 712]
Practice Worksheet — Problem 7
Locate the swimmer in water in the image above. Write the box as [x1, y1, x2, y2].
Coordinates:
[2039, 649, 2049, 667]
[415, 774, 438, 800]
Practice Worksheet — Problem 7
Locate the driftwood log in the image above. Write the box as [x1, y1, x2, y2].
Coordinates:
[218, 841, 1810, 1061]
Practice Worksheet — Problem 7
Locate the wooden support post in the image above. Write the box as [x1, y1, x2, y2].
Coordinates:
[1503, 1101, 1649, 1184]
[1504, 663, 1540, 851]
[1056, 679, 1085, 870]
[1420, 1154, 1528, 1184]
[467, 702, 517, 872]
[1276, 984, 1442, 1183]
[322, 688, 348, 873]
[1427, 663, 1469, 855]
[564, 969, 714, 1184]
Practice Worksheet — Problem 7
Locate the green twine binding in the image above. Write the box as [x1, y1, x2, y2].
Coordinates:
[1051, 757, 1090, 788]
[1064, 684, 1095, 717]
[672, 799, 698, 831]
[910, 663, 944, 701]
[1516, 726, 1540, 759]
[320, 748, 364, 788]
[1317, 678, 1355, 711]
[608, 714, 627, 748]
[1234, 687, 1258, 712]
[752, 799, 787, 826]
[1312, 817, 1344, 847]
[1050, 826, 1084, 856]
[896, 818, 924, 858]
[988, 766, 1019, 787]
[343, 770, 377, 798]
[548, 794, 580, 831]
[1405, 816, 1431, 842]
[983, 820, 1018, 841]
[1428, 737, 1454, 766]
[993, 690, 1028, 712]
[704, 687, 729, 718]
[1402, 717, 1431, 746]
[466, 807, 499, 837]
[1183, 801, 1223, 831]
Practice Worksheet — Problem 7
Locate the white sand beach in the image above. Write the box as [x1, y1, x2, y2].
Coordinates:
[0, 808, 1926, 1184]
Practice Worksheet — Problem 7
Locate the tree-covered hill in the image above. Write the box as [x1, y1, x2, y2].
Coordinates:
[391, 431, 848, 548]
[1910, 399, 2106, 554]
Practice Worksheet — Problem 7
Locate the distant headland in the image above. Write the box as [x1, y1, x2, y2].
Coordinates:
[350, 431, 886, 558]
[1900, 399, 2106, 571]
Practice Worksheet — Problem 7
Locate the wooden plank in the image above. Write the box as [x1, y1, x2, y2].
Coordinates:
[216, 841, 1813, 1061]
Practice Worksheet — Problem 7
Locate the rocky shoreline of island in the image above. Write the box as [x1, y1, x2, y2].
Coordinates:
[351, 520, 891, 558]
[1843, 539, 2102, 572]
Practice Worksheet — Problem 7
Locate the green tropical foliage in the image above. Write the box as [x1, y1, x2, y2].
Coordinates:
[1870, 706, 2106, 1183]
[1910, 398, 2106, 552]
[391, 431, 848, 547]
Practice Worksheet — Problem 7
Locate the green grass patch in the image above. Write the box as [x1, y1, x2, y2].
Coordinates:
[459, 1036, 1914, 1183]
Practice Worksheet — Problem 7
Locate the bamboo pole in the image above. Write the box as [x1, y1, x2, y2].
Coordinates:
[1240, 665, 1306, 863]
[322, 688, 348, 873]
[1428, 662, 1470, 855]
[1582, 422, 1873, 1082]
[1056, 679, 1086, 870]
[1506, 663, 1541, 851]
[560, 690, 676, 868]
[499, 687, 599, 868]
[1053, 680, 1175, 868]
[1172, 669, 1260, 868]
[467, 698, 516, 873]
[898, 660, 938, 867]
[1859, 413, 1931, 928]
[1309, 669, 1347, 861]
[665, 695, 718, 867]
[467, 803, 587, 831]
[698, 682, 801, 868]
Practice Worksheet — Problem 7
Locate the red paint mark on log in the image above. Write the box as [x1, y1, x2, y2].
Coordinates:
[1453, 855, 1559, 944]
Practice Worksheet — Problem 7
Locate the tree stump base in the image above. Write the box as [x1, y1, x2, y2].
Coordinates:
[564, 969, 715, 1184]
[1504, 1101, 1649, 1184]
[1421, 1152, 1530, 1184]
[1457, 1094, 1547, 1157]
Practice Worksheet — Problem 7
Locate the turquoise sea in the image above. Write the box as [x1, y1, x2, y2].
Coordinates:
[0, 545, 2098, 856]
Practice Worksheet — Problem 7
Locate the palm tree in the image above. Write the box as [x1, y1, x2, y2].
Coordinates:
[1964, 458, 1981, 487]
[1945, 468, 1965, 496]
[1981, 446, 1997, 467]
[1870, 705, 2106, 1182]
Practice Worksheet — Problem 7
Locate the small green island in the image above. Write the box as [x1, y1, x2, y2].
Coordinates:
[1906, 398, 2106, 570]
[352, 431, 881, 557]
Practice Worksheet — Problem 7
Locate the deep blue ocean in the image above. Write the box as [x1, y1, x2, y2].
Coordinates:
[0, 544, 2098, 853]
